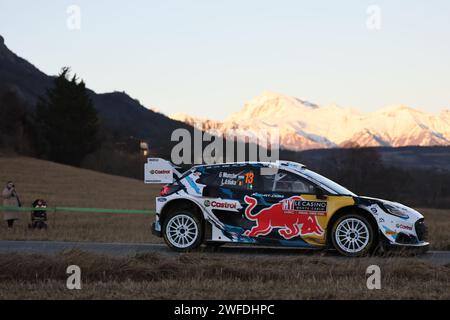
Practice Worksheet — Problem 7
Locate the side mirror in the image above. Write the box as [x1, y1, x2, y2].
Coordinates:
[315, 187, 327, 200]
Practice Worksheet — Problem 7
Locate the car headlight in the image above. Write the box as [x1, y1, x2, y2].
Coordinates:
[380, 202, 410, 219]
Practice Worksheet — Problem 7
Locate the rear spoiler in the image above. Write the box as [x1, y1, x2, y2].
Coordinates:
[144, 158, 182, 184]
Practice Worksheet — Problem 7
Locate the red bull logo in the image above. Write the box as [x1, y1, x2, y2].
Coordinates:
[243, 196, 325, 239]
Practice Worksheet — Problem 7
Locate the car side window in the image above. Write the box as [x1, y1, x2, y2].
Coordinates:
[197, 166, 257, 191]
[261, 170, 316, 194]
[196, 168, 218, 186]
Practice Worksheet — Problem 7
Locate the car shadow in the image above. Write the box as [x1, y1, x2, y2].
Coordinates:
[198, 244, 338, 257]
[194, 244, 429, 259]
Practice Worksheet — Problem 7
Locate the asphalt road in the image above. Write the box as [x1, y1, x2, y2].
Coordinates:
[0, 240, 449, 264]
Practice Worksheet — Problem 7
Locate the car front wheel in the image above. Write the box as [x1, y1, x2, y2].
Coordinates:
[331, 214, 375, 257]
[163, 210, 203, 252]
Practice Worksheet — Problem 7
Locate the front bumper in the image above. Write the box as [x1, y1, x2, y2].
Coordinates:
[384, 242, 430, 255]
[387, 240, 430, 248]
[380, 231, 430, 254]
[387, 219, 429, 249]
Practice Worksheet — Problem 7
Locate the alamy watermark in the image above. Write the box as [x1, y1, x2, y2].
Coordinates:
[170, 121, 280, 167]
[67, 5, 81, 31]
[366, 5, 382, 31]
[66, 265, 82, 290]
[366, 265, 381, 290]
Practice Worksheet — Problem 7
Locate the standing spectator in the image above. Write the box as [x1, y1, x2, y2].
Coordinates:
[2, 181, 21, 228]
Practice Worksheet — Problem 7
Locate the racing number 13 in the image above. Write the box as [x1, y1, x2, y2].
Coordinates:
[245, 172, 254, 184]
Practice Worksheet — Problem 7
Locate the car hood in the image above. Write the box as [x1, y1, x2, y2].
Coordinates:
[356, 196, 424, 220]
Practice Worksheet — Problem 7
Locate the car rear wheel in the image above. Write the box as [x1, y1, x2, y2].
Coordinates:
[163, 210, 203, 252]
[331, 214, 375, 257]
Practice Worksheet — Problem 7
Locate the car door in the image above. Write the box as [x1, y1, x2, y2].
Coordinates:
[243, 169, 329, 245]
[200, 164, 259, 231]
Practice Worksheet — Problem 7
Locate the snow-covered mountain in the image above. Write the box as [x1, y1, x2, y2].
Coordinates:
[170, 91, 450, 151]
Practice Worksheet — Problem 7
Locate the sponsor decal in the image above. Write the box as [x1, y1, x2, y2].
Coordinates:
[382, 226, 398, 237]
[396, 223, 413, 231]
[150, 169, 171, 175]
[252, 193, 285, 199]
[282, 199, 327, 216]
[157, 198, 167, 202]
[204, 200, 238, 210]
[211, 201, 237, 209]
[370, 207, 378, 215]
[243, 196, 324, 240]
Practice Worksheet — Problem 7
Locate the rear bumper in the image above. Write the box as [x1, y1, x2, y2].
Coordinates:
[151, 221, 162, 237]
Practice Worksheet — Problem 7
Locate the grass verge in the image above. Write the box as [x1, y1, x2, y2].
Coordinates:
[0, 250, 449, 299]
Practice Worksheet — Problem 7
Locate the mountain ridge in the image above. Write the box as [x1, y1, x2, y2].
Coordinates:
[2, 33, 449, 153]
[171, 91, 450, 151]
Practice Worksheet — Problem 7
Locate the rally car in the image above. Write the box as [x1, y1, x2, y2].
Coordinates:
[147, 159, 429, 257]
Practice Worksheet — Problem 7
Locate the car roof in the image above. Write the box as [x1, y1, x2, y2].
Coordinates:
[192, 160, 307, 171]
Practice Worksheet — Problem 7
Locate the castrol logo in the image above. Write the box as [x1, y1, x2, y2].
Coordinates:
[150, 169, 171, 175]
[204, 200, 237, 209]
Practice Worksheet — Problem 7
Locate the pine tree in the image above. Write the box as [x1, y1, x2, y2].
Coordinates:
[36, 68, 99, 166]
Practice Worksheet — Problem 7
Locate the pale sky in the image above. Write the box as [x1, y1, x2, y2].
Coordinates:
[1, 0, 449, 119]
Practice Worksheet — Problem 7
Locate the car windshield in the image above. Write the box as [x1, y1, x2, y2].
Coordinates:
[301, 169, 356, 196]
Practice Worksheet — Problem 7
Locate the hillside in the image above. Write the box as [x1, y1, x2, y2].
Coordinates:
[0, 35, 193, 154]
[0, 156, 160, 209]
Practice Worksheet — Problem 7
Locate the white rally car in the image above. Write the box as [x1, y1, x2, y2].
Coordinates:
[146, 159, 429, 257]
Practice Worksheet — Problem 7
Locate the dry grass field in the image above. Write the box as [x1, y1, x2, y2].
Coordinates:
[0, 250, 448, 299]
[0, 156, 162, 243]
[0, 156, 449, 249]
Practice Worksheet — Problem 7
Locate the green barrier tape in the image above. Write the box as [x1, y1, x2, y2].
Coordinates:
[55, 207, 155, 215]
[0, 206, 50, 212]
[0, 206, 155, 215]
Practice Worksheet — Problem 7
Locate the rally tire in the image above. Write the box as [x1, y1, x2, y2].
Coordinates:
[163, 210, 203, 252]
[331, 214, 375, 257]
